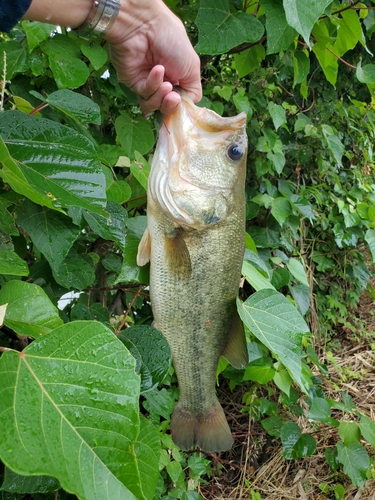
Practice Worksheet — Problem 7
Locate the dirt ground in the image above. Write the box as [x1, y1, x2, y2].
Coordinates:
[200, 290, 375, 500]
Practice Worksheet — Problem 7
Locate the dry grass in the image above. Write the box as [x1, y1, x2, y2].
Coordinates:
[200, 290, 375, 500]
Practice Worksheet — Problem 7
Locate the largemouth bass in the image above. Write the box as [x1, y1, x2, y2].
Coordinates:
[137, 90, 248, 452]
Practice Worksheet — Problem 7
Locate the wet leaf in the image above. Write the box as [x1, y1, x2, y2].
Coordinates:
[0, 111, 107, 215]
[118, 325, 171, 394]
[17, 199, 80, 275]
[46, 89, 101, 125]
[0, 250, 29, 276]
[0, 321, 160, 500]
[0, 281, 63, 336]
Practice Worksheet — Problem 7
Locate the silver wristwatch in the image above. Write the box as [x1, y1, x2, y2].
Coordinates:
[74, 0, 120, 40]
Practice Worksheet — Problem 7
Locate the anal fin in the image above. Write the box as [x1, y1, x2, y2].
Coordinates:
[137, 228, 151, 266]
[170, 400, 234, 453]
[222, 311, 248, 369]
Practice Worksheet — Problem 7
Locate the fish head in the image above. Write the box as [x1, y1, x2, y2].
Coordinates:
[149, 90, 247, 229]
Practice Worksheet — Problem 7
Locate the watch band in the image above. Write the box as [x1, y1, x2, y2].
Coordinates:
[73, 0, 120, 40]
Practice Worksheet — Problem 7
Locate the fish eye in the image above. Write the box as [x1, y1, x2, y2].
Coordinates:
[227, 143, 243, 161]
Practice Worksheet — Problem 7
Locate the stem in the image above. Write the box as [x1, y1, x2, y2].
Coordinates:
[115, 284, 147, 335]
[0, 51, 6, 112]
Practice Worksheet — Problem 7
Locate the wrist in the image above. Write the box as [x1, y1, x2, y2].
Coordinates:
[23, 0, 93, 28]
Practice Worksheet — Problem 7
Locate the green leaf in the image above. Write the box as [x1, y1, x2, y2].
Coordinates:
[0, 250, 29, 277]
[359, 415, 375, 448]
[118, 325, 171, 394]
[195, 0, 264, 55]
[116, 216, 149, 284]
[46, 89, 101, 125]
[336, 442, 370, 488]
[268, 102, 287, 131]
[80, 42, 108, 70]
[280, 421, 301, 459]
[0, 321, 160, 500]
[283, 0, 332, 47]
[0, 111, 107, 215]
[0, 281, 63, 336]
[243, 358, 276, 384]
[53, 255, 96, 290]
[107, 180, 132, 204]
[237, 289, 310, 392]
[365, 229, 375, 262]
[40, 35, 89, 89]
[290, 284, 310, 316]
[308, 398, 338, 425]
[130, 152, 151, 191]
[261, 416, 284, 437]
[234, 46, 265, 78]
[286, 258, 309, 286]
[16, 199, 80, 275]
[312, 20, 339, 86]
[261, 0, 297, 54]
[338, 422, 361, 445]
[1, 467, 59, 494]
[115, 113, 154, 158]
[271, 196, 291, 226]
[0, 40, 29, 79]
[21, 20, 56, 52]
[143, 388, 176, 421]
[83, 201, 128, 250]
[242, 261, 275, 291]
[293, 51, 310, 86]
[356, 62, 375, 83]
[293, 434, 317, 458]
[0, 198, 18, 236]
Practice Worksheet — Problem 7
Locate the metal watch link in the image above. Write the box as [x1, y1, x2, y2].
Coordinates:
[73, 0, 120, 40]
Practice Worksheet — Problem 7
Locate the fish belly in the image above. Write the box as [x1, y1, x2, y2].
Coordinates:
[148, 199, 246, 452]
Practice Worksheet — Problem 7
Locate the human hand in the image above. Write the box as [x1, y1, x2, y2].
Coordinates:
[106, 0, 202, 115]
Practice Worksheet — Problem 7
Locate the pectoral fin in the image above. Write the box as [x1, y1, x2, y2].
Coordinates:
[222, 312, 248, 369]
[137, 228, 151, 266]
[165, 230, 191, 279]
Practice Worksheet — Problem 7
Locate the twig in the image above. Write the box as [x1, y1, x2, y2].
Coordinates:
[115, 284, 147, 334]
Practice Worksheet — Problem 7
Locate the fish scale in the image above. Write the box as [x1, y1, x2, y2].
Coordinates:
[137, 90, 248, 452]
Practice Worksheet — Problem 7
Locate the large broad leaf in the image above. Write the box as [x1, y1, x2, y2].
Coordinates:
[46, 89, 101, 125]
[283, 0, 332, 48]
[118, 325, 171, 394]
[0, 281, 63, 336]
[0, 321, 160, 500]
[40, 35, 89, 89]
[0, 111, 107, 215]
[336, 442, 370, 488]
[21, 20, 56, 52]
[0, 250, 29, 277]
[195, 0, 264, 55]
[237, 289, 310, 392]
[115, 113, 154, 158]
[16, 199, 80, 275]
[83, 201, 128, 251]
[312, 20, 338, 85]
[262, 0, 297, 54]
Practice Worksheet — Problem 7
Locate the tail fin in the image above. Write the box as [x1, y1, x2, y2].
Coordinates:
[170, 400, 234, 452]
